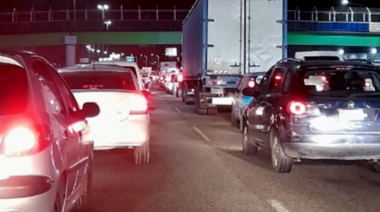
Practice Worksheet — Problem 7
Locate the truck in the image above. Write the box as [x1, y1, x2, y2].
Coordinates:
[181, 0, 284, 115]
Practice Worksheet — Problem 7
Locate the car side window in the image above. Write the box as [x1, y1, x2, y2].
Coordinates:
[257, 67, 275, 94]
[268, 67, 286, 94]
[31, 60, 65, 116]
[46, 64, 80, 113]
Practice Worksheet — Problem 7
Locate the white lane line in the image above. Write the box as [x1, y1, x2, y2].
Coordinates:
[193, 126, 211, 141]
[267, 199, 291, 212]
[175, 108, 182, 113]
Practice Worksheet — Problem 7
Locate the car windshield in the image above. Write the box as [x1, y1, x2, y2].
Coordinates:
[299, 68, 380, 97]
[60, 71, 137, 90]
[0, 64, 28, 115]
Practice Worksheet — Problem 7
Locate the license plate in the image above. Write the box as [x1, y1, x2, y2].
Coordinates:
[211, 88, 224, 94]
[338, 109, 368, 121]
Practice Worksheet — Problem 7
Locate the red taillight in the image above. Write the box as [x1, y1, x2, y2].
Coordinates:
[0, 125, 51, 157]
[248, 80, 255, 88]
[83, 84, 104, 89]
[288, 101, 306, 115]
[130, 95, 148, 115]
[287, 101, 321, 117]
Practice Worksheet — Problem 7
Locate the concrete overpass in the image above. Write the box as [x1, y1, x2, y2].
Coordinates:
[1, 7, 380, 66]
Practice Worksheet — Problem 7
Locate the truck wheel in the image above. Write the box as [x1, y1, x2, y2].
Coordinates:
[270, 130, 292, 173]
[134, 142, 150, 164]
[207, 107, 217, 115]
[242, 124, 258, 156]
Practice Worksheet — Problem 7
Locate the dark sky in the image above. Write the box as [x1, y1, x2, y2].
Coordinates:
[0, 0, 379, 12]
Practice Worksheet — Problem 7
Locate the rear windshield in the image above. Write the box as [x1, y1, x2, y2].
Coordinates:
[300, 68, 380, 97]
[0, 64, 28, 115]
[60, 71, 137, 90]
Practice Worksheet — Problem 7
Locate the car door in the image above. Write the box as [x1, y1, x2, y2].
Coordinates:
[247, 68, 275, 144]
[47, 64, 92, 194]
[258, 66, 288, 145]
[30, 58, 79, 197]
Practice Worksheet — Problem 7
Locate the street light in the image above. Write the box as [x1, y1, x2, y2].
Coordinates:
[341, 0, 366, 7]
[104, 20, 111, 30]
[97, 4, 109, 20]
[140, 54, 148, 67]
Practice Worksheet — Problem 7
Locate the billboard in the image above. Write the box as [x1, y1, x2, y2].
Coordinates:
[165, 48, 177, 57]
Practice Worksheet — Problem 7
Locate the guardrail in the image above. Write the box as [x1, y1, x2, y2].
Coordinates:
[1, 7, 380, 34]
[288, 7, 380, 33]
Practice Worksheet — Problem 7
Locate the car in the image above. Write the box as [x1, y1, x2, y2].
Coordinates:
[58, 65, 151, 164]
[231, 72, 265, 132]
[0, 50, 100, 212]
[94, 61, 148, 91]
[242, 58, 380, 173]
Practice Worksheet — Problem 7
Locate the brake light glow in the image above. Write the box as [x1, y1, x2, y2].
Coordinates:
[130, 95, 148, 114]
[289, 101, 306, 115]
[287, 101, 321, 117]
[248, 80, 255, 88]
[83, 84, 104, 89]
[178, 74, 183, 82]
[1, 127, 37, 157]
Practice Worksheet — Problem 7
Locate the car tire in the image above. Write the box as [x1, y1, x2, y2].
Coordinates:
[134, 141, 150, 164]
[242, 123, 258, 156]
[270, 130, 292, 173]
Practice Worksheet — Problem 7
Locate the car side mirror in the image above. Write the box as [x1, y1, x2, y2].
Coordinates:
[82, 102, 100, 118]
[242, 87, 257, 97]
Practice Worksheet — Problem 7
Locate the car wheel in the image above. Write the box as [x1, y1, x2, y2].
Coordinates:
[242, 124, 258, 156]
[134, 141, 150, 164]
[270, 130, 292, 173]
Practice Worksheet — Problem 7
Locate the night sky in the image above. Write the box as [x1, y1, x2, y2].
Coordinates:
[0, 0, 379, 12]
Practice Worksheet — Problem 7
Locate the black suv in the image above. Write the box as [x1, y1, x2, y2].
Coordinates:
[242, 58, 380, 173]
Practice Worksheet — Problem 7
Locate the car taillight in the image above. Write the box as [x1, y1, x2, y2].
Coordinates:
[0, 125, 51, 157]
[287, 101, 321, 117]
[83, 84, 104, 89]
[248, 80, 255, 88]
[130, 94, 148, 115]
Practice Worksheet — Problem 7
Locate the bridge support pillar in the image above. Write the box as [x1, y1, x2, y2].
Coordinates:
[64, 35, 77, 67]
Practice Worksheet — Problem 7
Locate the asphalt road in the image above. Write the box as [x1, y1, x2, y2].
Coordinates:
[89, 83, 380, 212]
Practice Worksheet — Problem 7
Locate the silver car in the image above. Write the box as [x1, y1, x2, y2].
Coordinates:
[0, 51, 100, 212]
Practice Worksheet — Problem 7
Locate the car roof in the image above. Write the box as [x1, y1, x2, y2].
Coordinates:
[96, 61, 139, 68]
[58, 64, 132, 73]
[278, 59, 379, 73]
[0, 50, 36, 68]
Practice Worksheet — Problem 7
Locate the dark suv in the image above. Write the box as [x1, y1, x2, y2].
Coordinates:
[242, 58, 380, 173]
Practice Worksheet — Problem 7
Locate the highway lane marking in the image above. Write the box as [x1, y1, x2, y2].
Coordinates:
[175, 108, 182, 113]
[267, 199, 291, 212]
[193, 126, 211, 141]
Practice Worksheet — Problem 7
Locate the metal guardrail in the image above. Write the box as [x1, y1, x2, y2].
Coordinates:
[1, 7, 380, 34]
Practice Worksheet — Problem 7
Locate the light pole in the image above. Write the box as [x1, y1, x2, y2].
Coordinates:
[104, 20, 111, 30]
[141, 54, 148, 67]
[73, 0, 76, 20]
[97, 4, 109, 20]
